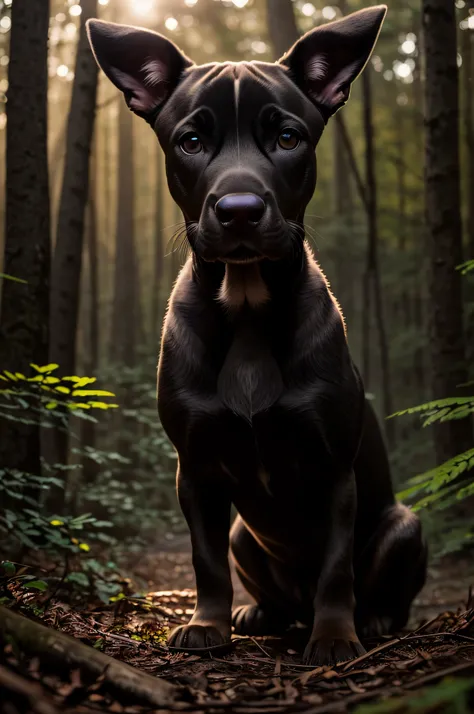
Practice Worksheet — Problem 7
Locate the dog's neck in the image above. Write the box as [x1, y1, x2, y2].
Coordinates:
[217, 263, 270, 310]
[191, 247, 308, 312]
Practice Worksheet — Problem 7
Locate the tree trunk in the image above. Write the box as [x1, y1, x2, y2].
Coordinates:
[152, 144, 165, 345]
[462, 22, 474, 258]
[0, 606, 176, 708]
[361, 70, 394, 445]
[0, 0, 50, 479]
[48, 0, 99, 480]
[333, 119, 353, 309]
[110, 101, 137, 368]
[81, 164, 100, 485]
[422, 0, 472, 463]
[461, 17, 474, 363]
[265, 0, 299, 58]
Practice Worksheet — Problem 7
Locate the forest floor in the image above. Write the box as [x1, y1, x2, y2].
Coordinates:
[2, 536, 474, 713]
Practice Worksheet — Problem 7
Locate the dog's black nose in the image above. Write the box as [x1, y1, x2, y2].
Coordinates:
[215, 193, 265, 226]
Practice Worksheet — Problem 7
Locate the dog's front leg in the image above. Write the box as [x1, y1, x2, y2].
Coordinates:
[304, 470, 365, 666]
[168, 461, 233, 651]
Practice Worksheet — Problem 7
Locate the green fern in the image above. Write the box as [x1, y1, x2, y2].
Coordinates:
[389, 397, 474, 427]
[457, 258, 474, 275]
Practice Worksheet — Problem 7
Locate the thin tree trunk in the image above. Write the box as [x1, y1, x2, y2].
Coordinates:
[265, 0, 299, 58]
[422, 0, 472, 463]
[48, 0, 99, 484]
[81, 164, 100, 485]
[461, 17, 474, 362]
[333, 120, 351, 303]
[152, 144, 164, 345]
[0, 0, 50, 480]
[462, 22, 474, 258]
[110, 101, 137, 368]
[361, 70, 394, 445]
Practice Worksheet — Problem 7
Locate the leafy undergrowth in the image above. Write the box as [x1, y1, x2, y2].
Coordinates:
[2, 559, 474, 713]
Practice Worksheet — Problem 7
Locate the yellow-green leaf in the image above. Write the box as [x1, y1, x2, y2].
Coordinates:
[72, 389, 115, 397]
[0, 272, 27, 284]
[76, 377, 97, 387]
[27, 375, 44, 382]
[79, 543, 90, 552]
[15, 373, 26, 380]
[44, 376, 60, 384]
[109, 592, 126, 603]
[50, 519, 64, 526]
[46, 401, 58, 410]
[63, 376, 97, 387]
[30, 363, 59, 374]
[89, 401, 119, 410]
[55, 386, 70, 394]
[67, 402, 91, 410]
[4, 371, 17, 381]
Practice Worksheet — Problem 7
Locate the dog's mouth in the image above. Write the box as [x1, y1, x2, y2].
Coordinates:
[219, 245, 264, 264]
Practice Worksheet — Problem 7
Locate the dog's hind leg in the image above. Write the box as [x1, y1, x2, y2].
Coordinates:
[230, 516, 294, 636]
[355, 503, 427, 637]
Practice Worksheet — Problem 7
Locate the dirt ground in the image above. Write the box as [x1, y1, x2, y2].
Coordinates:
[2, 536, 474, 713]
[132, 532, 474, 623]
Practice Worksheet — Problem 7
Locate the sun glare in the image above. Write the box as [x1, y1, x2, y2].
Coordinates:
[131, 0, 155, 16]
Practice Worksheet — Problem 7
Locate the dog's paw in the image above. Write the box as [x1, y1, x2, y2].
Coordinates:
[168, 623, 230, 651]
[303, 637, 366, 666]
[232, 605, 288, 636]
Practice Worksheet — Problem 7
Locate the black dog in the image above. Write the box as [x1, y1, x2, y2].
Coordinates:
[87, 5, 427, 665]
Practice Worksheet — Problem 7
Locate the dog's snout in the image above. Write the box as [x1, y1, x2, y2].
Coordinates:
[215, 193, 266, 226]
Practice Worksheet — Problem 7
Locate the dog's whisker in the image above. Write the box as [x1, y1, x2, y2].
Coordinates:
[161, 220, 187, 234]
[165, 226, 188, 257]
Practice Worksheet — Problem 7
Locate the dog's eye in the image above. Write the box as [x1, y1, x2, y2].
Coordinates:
[180, 133, 203, 155]
[278, 130, 300, 151]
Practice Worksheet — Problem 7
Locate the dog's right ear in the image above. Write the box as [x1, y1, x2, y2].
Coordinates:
[278, 6, 387, 122]
[87, 20, 193, 121]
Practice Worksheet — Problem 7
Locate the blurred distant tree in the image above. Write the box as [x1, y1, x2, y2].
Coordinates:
[111, 101, 139, 369]
[0, 0, 50, 479]
[461, 12, 474, 259]
[361, 67, 394, 445]
[265, 0, 299, 58]
[47, 0, 99, 501]
[422, 0, 472, 463]
[152, 145, 165, 345]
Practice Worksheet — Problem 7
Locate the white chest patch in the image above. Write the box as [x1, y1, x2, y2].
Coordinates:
[217, 262, 270, 309]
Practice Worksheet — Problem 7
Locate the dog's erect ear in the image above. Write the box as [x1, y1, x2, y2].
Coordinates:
[87, 19, 193, 120]
[279, 5, 387, 121]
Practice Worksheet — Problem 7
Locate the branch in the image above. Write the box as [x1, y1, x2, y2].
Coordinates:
[0, 606, 176, 708]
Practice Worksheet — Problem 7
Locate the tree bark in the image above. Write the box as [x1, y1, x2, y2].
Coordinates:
[0, 606, 176, 708]
[461, 16, 474, 363]
[110, 101, 138, 368]
[0, 0, 50, 478]
[361, 70, 394, 445]
[81, 164, 100, 485]
[48, 0, 99, 472]
[422, 0, 473, 463]
[152, 144, 165, 345]
[265, 0, 299, 58]
[461, 22, 474, 258]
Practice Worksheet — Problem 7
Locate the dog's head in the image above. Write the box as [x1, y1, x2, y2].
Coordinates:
[88, 6, 386, 264]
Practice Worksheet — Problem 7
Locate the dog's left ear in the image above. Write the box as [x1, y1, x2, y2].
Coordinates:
[279, 5, 387, 121]
[87, 19, 193, 121]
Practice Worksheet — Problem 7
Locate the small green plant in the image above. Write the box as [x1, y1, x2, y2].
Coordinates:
[393, 395, 474, 556]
